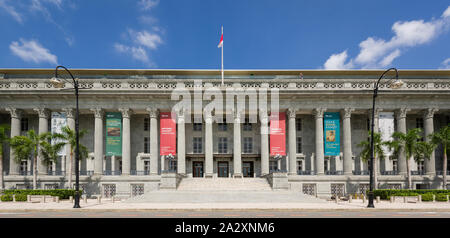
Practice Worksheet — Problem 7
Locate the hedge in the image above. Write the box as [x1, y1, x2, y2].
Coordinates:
[373, 189, 450, 200]
[1, 194, 28, 202]
[1, 189, 82, 199]
[436, 194, 449, 202]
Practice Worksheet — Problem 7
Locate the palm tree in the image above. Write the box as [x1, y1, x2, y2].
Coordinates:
[357, 131, 389, 190]
[0, 124, 10, 190]
[387, 128, 423, 190]
[429, 125, 450, 189]
[39, 133, 67, 172]
[53, 126, 88, 188]
[415, 141, 437, 174]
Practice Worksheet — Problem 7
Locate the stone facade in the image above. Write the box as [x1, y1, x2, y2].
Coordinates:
[0, 69, 449, 197]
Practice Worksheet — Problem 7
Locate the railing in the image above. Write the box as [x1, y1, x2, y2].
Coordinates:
[381, 171, 399, 175]
[103, 170, 122, 176]
[79, 170, 94, 176]
[47, 171, 65, 176]
[353, 171, 369, 175]
[297, 170, 314, 175]
[436, 171, 450, 175]
[131, 170, 150, 176]
[411, 171, 425, 175]
[325, 171, 344, 175]
[19, 171, 33, 176]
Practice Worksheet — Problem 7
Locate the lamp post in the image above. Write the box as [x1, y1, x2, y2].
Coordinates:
[368, 68, 403, 208]
[50, 66, 81, 208]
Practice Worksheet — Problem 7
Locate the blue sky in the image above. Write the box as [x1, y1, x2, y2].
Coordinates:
[0, 0, 449, 70]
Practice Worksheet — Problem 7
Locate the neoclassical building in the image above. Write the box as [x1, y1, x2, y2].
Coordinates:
[0, 69, 449, 197]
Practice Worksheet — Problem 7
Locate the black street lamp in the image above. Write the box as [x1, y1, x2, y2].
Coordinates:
[50, 66, 81, 208]
[368, 68, 403, 208]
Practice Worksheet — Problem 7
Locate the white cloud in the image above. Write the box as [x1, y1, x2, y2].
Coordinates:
[9, 39, 57, 64]
[114, 43, 154, 66]
[134, 30, 163, 50]
[440, 58, 450, 69]
[324, 6, 450, 69]
[324, 50, 353, 70]
[138, 0, 159, 11]
[0, 0, 23, 23]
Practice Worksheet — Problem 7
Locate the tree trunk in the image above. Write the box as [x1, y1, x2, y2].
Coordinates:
[443, 147, 447, 190]
[33, 156, 37, 190]
[68, 151, 73, 189]
[407, 156, 412, 189]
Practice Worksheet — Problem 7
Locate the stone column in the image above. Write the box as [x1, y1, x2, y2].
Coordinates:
[368, 108, 383, 174]
[424, 108, 438, 175]
[233, 110, 242, 178]
[147, 108, 159, 175]
[119, 108, 132, 176]
[342, 108, 354, 175]
[204, 113, 213, 177]
[91, 108, 104, 176]
[260, 110, 269, 176]
[6, 108, 22, 175]
[314, 108, 326, 175]
[34, 108, 50, 175]
[111, 155, 116, 173]
[395, 108, 410, 176]
[287, 108, 297, 175]
[177, 109, 186, 175]
[62, 108, 75, 174]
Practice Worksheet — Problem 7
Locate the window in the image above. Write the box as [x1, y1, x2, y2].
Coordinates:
[21, 118, 28, 132]
[131, 184, 145, 197]
[296, 137, 302, 154]
[193, 123, 202, 131]
[269, 161, 278, 173]
[218, 123, 227, 131]
[392, 160, 398, 172]
[218, 137, 228, 153]
[169, 160, 177, 171]
[144, 161, 150, 173]
[144, 137, 150, 153]
[324, 160, 328, 172]
[193, 137, 202, 153]
[297, 160, 303, 172]
[296, 118, 302, 131]
[144, 117, 149, 131]
[418, 160, 424, 172]
[243, 118, 252, 131]
[416, 118, 424, 129]
[20, 161, 27, 174]
[243, 137, 253, 153]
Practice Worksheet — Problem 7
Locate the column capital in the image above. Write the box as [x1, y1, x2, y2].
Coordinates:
[6, 107, 23, 119]
[368, 108, 383, 119]
[395, 107, 411, 119]
[146, 107, 159, 118]
[287, 108, 297, 119]
[62, 108, 75, 118]
[342, 108, 355, 119]
[313, 108, 326, 118]
[423, 107, 439, 119]
[90, 108, 104, 118]
[119, 108, 133, 118]
[33, 108, 50, 119]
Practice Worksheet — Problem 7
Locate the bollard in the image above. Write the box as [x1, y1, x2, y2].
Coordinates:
[433, 195, 436, 202]
[83, 195, 87, 203]
[97, 196, 101, 204]
[42, 196, 46, 203]
[69, 196, 73, 203]
[403, 196, 407, 203]
[447, 195, 449, 203]
[349, 195, 352, 203]
[12, 195, 16, 203]
[112, 196, 115, 203]
[55, 196, 59, 203]
[335, 195, 339, 203]
[27, 195, 31, 203]
[418, 195, 422, 203]
[362, 195, 366, 204]
[390, 196, 394, 203]
[376, 196, 380, 203]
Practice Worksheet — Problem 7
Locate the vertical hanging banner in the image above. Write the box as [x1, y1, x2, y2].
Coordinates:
[269, 112, 286, 156]
[379, 112, 395, 157]
[160, 112, 176, 155]
[324, 112, 340, 156]
[106, 112, 122, 156]
[51, 112, 67, 156]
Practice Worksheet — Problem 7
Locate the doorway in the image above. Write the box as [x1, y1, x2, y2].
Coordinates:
[242, 161, 254, 177]
[193, 161, 204, 177]
[218, 161, 229, 178]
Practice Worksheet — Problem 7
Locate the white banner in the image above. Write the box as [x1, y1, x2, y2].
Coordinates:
[379, 112, 394, 157]
[51, 112, 67, 156]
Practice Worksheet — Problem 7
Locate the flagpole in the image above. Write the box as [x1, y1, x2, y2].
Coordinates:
[221, 26, 224, 86]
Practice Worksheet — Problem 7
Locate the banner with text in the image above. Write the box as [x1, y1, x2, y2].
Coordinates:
[379, 112, 395, 157]
[269, 112, 286, 156]
[51, 112, 67, 156]
[324, 112, 340, 156]
[106, 112, 122, 156]
[160, 112, 177, 156]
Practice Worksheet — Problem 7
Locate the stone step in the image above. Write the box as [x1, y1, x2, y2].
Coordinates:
[177, 178, 272, 191]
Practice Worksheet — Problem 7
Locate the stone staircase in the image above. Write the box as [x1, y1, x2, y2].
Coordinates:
[177, 177, 272, 191]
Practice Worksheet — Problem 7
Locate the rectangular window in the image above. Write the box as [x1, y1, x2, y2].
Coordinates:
[131, 184, 145, 197]
[296, 137, 302, 154]
[297, 160, 303, 172]
[218, 123, 227, 131]
[416, 118, 424, 129]
[169, 160, 177, 171]
[418, 160, 424, 172]
[243, 118, 252, 131]
[296, 118, 302, 131]
[193, 123, 202, 131]
[144, 137, 150, 153]
[144, 117, 149, 131]
[144, 161, 150, 173]
[392, 160, 398, 172]
[20, 161, 27, 174]
[193, 137, 202, 153]
[243, 137, 253, 153]
[218, 137, 228, 153]
[21, 118, 28, 132]
[269, 161, 278, 173]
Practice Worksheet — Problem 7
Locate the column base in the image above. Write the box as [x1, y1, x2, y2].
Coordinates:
[205, 173, 214, 178]
[233, 173, 243, 178]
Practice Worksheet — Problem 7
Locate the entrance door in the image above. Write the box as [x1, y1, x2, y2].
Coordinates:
[242, 162, 254, 177]
[193, 162, 204, 177]
[218, 162, 229, 178]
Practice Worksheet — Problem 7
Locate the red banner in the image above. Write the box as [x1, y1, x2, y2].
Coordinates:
[160, 112, 176, 155]
[270, 112, 286, 156]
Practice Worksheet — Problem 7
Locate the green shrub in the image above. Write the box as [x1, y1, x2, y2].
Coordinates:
[1, 189, 82, 199]
[421, 193, 434, 202]
[14, 194, 27, 202]
[436, 194, 449, 202]
[1, 194, 13, 202]
[374, 189, 450, 200]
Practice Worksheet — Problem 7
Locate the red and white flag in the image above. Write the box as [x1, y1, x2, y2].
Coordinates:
[217, 33, 223, 48]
